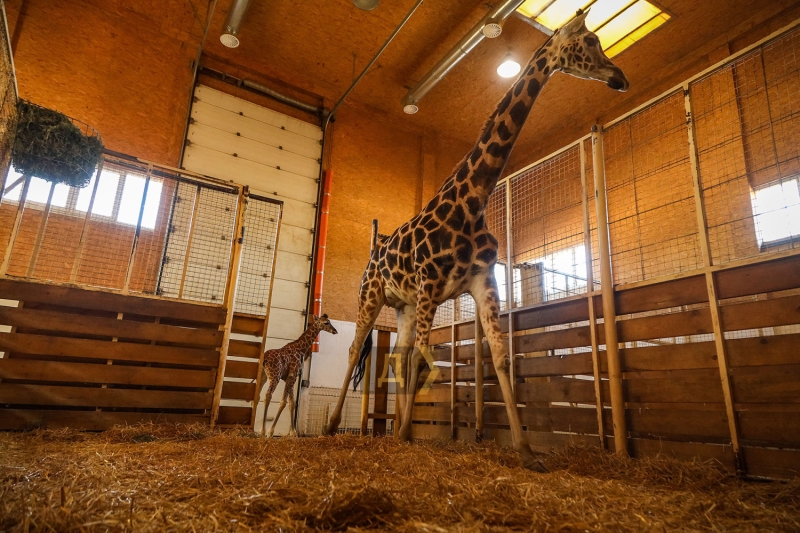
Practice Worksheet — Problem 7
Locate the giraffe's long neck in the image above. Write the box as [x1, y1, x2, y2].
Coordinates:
[297, 322, 323, 354]
[450, 40, 556, 208]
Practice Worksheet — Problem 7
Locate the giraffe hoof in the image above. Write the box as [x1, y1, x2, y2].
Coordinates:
[288, 430, 297, 437]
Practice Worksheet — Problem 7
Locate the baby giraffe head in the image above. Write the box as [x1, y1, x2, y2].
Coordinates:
[313, 314, 338, 335]
[548, 10, 629, 91]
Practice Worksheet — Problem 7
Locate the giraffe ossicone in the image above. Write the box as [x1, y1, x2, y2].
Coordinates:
[258, 314, 337, 438]
[324, 9, 628, 470]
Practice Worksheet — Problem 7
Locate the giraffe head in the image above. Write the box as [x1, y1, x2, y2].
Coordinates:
[313, 314, 338, 335]
[548, 10, 629, 91]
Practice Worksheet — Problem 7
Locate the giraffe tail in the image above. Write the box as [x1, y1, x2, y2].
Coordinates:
[351, 329, 373, 391]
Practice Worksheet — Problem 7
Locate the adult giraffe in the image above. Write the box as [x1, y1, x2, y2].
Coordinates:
[324, 11, 628, 469]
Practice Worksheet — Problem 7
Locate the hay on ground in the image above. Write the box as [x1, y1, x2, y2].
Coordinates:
[1, 423, 798, 532]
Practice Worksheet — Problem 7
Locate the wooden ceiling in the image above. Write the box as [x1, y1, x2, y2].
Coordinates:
[203, 0, 800, 172]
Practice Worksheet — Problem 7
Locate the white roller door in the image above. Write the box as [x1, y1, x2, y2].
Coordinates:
[183, 85, 321, 434]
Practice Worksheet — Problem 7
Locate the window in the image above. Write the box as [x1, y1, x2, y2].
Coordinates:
[751, 178, 800, 248]
[2, 166, 163, 230]
[516, 0, 670, 57]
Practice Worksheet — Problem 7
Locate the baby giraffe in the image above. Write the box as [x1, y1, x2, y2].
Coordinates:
[259, 314, 338, 437]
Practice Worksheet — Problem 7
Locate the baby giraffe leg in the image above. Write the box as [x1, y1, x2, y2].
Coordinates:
[267, 382, 289, 438]
[284, 373, 298, 437]
[260, 374, 279, 437]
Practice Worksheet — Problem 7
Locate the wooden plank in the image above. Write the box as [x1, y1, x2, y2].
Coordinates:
[454, 321, 474, 342]
[0, 279, 227, 324]
[624, 408, 730, 440]
[716, 254, 800, 300]
[616, 375, 723, 404]
[224, 359, 260, 380]
[617, 342, 718, 371]
[412, 405, 450, 422]
[457, 380, 597, 404]
[727, 334, 800, 367]
[625, 438, 735, 470]
[221, 380, 256, 401]
[517, 352, 594, 377]
[515, 326, 594, 354]
[739, 410, 800, 447]
[513, 297, 589, 332]
[0, 306, 223, 347]
[414, 384, 450, 403]
[0, 410, 209, 431]
[228, 339, 262, 358]
[0, 332, 220, 367]
[231, 313, 265, 336]
[458, 427, 600, 453]
[731, 363, 800, 403]
[217, 405, 253, 425]
[615, 275, 707, 315]
[458, 405, 599, 434]
[617, 308, 713, 342]
[411, 423, 451, 440]
[743, 447, 800, 480]
[429, 326, 451, 346]
[720, 294, 800, 332]
[0, 384, 212, 409]
[0, 359, 215, 388]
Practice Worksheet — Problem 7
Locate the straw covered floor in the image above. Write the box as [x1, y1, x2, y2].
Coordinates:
[1, 424, 798, 531]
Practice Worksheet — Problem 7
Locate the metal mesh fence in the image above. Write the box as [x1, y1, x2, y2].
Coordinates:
[0, 154, 280, 310]
[510, 145, 588, 305]
[691, 27, 800, 265]
[485, 182, 508, 311]
[603, 91, 702, 284]
[235, 195, 281, 315]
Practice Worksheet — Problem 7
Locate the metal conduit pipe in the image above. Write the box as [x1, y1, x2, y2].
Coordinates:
[401, 0, 526, 113]
[242, 78, 328, 118]
[220, 0, 253, 48]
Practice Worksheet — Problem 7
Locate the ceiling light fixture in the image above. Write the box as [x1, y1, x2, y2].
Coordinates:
[403, 103, 419, 114]
[353, 0, 380, 11]
[482, 17, 503, 38]
[497, 54, 521, 78]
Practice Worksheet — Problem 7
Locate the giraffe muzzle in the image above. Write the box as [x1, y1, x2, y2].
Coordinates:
[606, 71, 629, 92]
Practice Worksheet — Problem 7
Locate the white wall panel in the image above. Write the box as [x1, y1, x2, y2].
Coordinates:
[276, 224, 314, 255]
[269, 279, 308, 311]
[274, 250, 311, 283]
[267, 307, 306, 340]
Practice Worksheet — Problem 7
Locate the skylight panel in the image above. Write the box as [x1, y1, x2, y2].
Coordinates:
[517, 0, 670, 58]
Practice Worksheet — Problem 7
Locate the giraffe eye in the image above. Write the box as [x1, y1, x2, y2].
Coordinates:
[585, 36, 598, 47]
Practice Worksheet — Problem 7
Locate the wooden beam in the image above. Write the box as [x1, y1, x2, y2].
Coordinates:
[591, 126, 627, 457]
[684, 86, 744, 475]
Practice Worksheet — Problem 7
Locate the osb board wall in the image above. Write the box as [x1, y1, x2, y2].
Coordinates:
[3, 0, 202, 165]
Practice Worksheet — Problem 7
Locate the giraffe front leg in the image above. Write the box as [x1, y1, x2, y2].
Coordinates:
[396, 289, 437, 442]
[284, 373, 299, 437]
[268, 384, 289, 439]
[471, 274, 548, 473]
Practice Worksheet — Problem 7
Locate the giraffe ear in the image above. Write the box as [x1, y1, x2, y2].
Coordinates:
[561, 9, 590, 34]
[322, 313, 328, 319]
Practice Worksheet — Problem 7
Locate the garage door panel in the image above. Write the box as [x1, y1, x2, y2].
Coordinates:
[191, 100, 322, 159]
[246, 195, 316, 228]
[183, 146, 318, 204]
[267, 308, 306, 339]
[270, 279, 308, 310]
[188, 123, 320, 179]
[274, 251, 311, 283]
[195, 85, 322, 141]
[277, 225, 314, 255]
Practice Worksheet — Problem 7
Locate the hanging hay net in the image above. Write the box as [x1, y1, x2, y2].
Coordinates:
[1, 424, 798, 531]
[11, 100, 103, 188]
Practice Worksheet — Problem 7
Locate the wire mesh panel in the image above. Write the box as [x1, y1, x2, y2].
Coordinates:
[510, 145, 588, 305]
[691, 28, 800, 265]
[604, 91, 702, 284]
[0, 7, 16, 188]
[583, 138, 601, 291]
[485, 182, 508, 311]
[234, 195, 281, 315]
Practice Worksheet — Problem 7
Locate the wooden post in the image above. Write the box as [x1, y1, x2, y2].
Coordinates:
[211, 185, 248, 426]
[504, 182, 516, 392]
[360, 342, 373, 436]
[372, 330, 391, 436]
[250, 202, 283, 428]
[580, 139, 606, 450]
[26, 181, 55, 278]
[474, 312, 484, 442]
[0, 175, 30, 277]
[591, 126, 628, 456]
[684, 86, 744, 474]
[70, 160, 104, 282]
[178, 185, 202, 299]
[122, 164, 152, 294]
